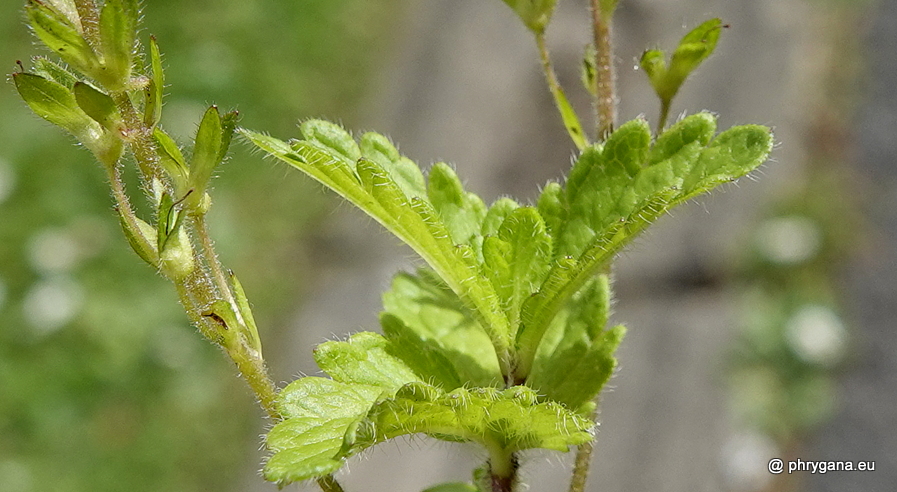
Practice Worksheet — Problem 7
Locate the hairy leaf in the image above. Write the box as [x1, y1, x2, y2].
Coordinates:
[265, 377, 386, 484]
[347, 383, 593, 456]
[314, 332, 421, 391]
[382, 271, 502, 388]
[242, 127, 512, 374]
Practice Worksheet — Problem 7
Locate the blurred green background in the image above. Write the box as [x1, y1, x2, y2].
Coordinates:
[0, 1, 403, 490]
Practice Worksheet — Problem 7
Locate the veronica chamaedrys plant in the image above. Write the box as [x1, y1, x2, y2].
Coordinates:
[12, 1, 772, 491]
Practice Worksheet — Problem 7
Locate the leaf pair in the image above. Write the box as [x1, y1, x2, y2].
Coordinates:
[264, 332, 593, 485]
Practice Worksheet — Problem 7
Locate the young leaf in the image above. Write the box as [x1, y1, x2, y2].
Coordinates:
[580, 43, 597, 97]
[118, 214, 158, 266]
[14, 73, 97, 139]
[186, 105, 225, 211]
[228, 270, 263, 357]
[12, 72, 120, 163]
[680, 124, 773, 200]
[482, 207, 552, 329]
[26, 0, 101, 76]
[98, 0, 138, 87]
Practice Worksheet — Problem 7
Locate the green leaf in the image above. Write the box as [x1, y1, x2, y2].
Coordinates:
[72, 81, 119, 131]
[500, 0, 558, 34]
[98, 0, 138, 87]
[680, 124, 773, 200]
[26, 0, 101, 76]
[528, 276, 624, 410]
[536, 181, 567, 247]
[516, 116, 771, 379]
[482, 207, 552, 329]
[381, 271, 502, 388]
[359, 131, 426, 199]
[242, 127, 512, 375]
[299, 119, 361, 167]
[144, 35, 164, 127]
[314, 332, 422, 391]
[428, 163, 487, 247]
[347, 383, 593, 456]
[481, 197, 520, 237]
[265, 377, 385, 484]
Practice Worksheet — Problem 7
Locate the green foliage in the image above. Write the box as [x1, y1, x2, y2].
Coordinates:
[265, 332, 593, 484]
[245, 110, 771, 484]
[8, 0, 773, 490]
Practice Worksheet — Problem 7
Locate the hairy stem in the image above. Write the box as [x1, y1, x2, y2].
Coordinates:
[192, 213, 238, 310]
[486, 443, 518, 492]
[316, 475, 347, 492]
[590, 0, 616, 140]
[569, 406, 600, 492]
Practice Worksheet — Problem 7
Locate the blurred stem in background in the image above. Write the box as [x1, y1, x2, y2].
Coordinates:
[725, 1, 868, 491]
[0, 1, 404, 491]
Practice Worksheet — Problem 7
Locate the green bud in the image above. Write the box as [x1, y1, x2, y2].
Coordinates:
[500, 0, 558, 34]
[639, 18, 725, 106]
[26, 0, 101, 76]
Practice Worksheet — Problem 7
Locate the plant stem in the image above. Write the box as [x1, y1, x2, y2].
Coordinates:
[535, 32, 588, 150]
[192, 213, 238, 310]
[657, 98, 672, 135]
[569, 406, 600, 492]
[316, 475, 347, 492]
[486, 443, 518, 492]
[590, 0, 616, 140]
